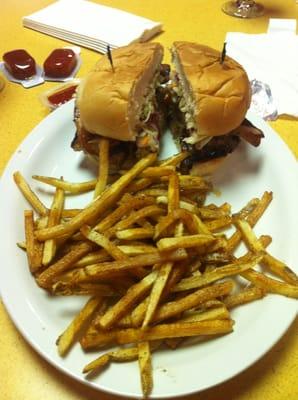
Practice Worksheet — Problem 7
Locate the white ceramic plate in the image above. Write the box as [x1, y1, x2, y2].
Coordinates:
[0, 100, 297, 398]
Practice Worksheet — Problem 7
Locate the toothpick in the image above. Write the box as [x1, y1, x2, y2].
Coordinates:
[106, 45, 115, 72]
[220, 42, 227, 64]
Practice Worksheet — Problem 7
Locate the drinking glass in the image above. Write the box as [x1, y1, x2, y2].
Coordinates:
[222, 1, 264, 18]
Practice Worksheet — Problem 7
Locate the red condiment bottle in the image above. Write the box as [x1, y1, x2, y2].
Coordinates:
[44, 49, 77, 78]
[3, 49, 36, 80]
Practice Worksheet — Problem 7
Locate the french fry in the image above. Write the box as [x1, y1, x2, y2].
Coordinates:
[94, 137, 109, 198]
[117, 244, 157, 256]
[168, 173, 180, 213]
[137, 188, 169, 198]
[162, 260, 190, 300]
[227, 191, 273, 252]
[142, 262, 173, 328]
[80, 225, 127, 261]
[179, 305, 230, 323]
[205, 216, 232, 232]
[130, 298, 150, 328]
[241, 269, 298, 298]
[57, 296, 103, 356]
[161, 175, 212, 191]
[223, 286, 266, 308]
[42, 187, 65, 266]
[35, 153, 157, 241]
[141, 165, 175, 177]
[138, 341, 153, 397]
[116, 227, 155, 240]
[191, 214, 211, 235]
[36, 241, 94, 288]
[232, 197, 260, 220]
[113, 205, 165, 233]
[164, 305, 230, 349]
[173, 255, 263, 292]
[236, 219, 298, 285]
[157, 234, 216, 252]
[261, 255, 298, 285]
[174, 221, 184, 237]
[74, 249, 111, 268]
[80, 319, 234, 350]
[126, 177, 155, 193]
[153, 280, 234, 324]
[198, 206, 230, 220]
[83, 347, 139, 374]
[68, 248, 187, 284]
[24, 210, 43, 273]
[61, 209, 82, 218]
[14, 171, 48, 216]
[94, 196, 156, 233]
[97, 271, 158, 329]
[83, 354, 110, 374]
[33, 175, 97, 194]
[201, 251, 235, 265]
[17, 241, 27, 250]
[52, 282, 118, 297]
[126, 154, 188, 193]
[158, 152, 190, 167]
[135, 218, 154, 229]
[154, 209, 203, 240]
[156, 196, 197, 213]
[83, 341, 161, 375]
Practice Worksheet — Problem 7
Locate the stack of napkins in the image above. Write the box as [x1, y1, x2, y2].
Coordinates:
[23, 0, 162, 53]
[226, 19, 298, 118]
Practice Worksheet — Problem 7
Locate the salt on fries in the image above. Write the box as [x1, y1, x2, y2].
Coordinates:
[14, 151, 298, 397]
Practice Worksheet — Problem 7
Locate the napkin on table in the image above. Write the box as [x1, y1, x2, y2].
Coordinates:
[23, 0, 162, 53]
[226, 19, 298, 118]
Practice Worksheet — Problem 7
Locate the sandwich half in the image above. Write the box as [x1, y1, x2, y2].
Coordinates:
[169, 41, 263, 175]
[72, 42, 169, 170]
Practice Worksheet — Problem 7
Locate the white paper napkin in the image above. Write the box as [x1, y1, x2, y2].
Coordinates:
[23, 0, 162, 52]
[226, 19, 298, 118]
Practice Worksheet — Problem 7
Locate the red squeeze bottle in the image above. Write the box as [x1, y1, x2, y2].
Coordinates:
[44, 49, 77, 78]
[3, 49, 36, 80]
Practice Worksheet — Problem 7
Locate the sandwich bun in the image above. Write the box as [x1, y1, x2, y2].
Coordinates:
[171, 41, 251, 137]
[76, 42, 164, 142]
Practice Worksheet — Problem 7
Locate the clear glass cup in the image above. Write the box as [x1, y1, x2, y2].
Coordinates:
[222, 1, 264, 18]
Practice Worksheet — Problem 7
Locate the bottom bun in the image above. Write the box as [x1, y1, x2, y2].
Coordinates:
[190, 157, 227, 177]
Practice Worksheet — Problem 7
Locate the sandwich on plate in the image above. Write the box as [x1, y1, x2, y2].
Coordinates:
[168, 41, 264, 175]
[72, 42, 170, 171]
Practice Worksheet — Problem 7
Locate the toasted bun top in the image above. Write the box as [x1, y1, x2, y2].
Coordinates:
[172, 41, 251, 137]
[76, 42, 163, 141]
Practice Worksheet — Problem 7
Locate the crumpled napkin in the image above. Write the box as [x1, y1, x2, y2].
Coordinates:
[226, 19, 298, 118]
[23, 0, 162, 53]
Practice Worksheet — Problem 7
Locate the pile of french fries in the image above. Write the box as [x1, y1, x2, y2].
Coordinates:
[14, 147, 298, 397]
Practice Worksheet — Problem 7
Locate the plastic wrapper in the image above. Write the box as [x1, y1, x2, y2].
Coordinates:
[249, 79, 278, 121]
